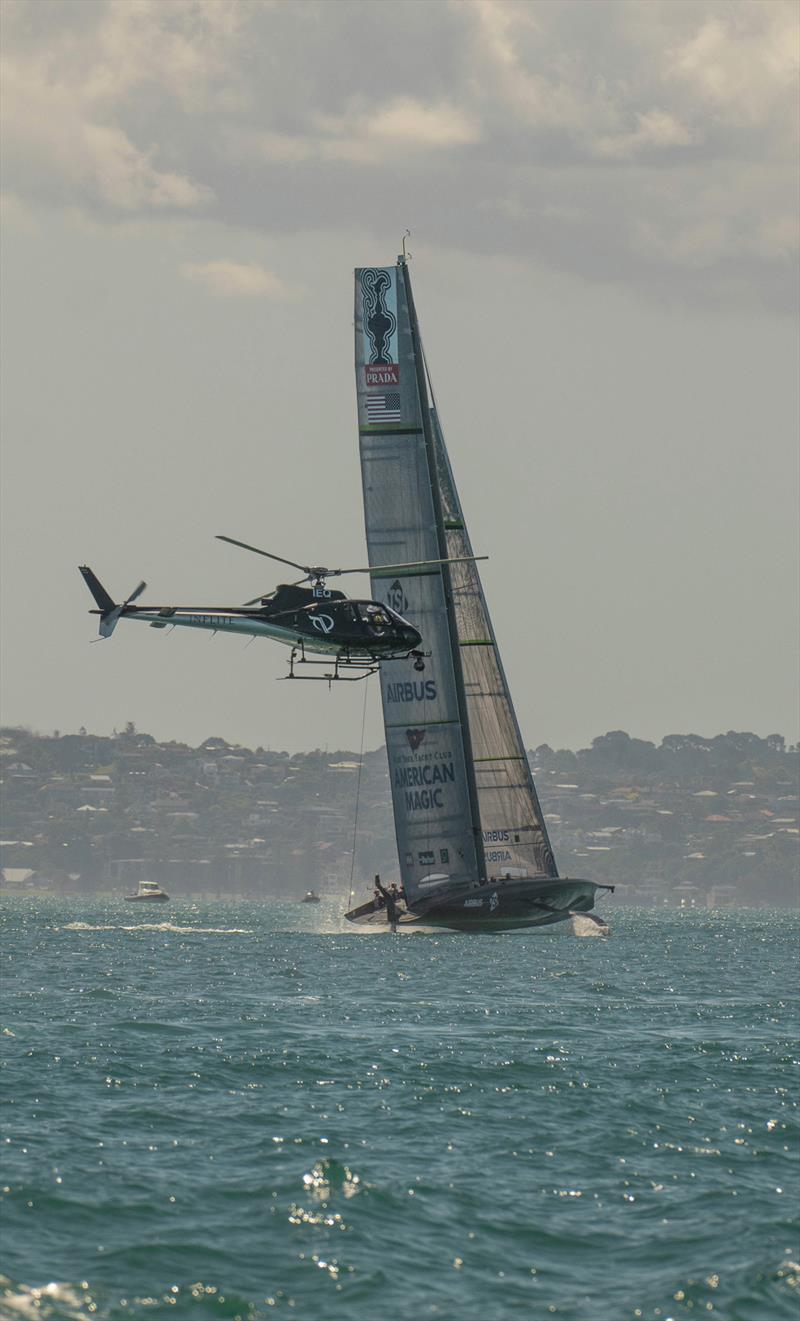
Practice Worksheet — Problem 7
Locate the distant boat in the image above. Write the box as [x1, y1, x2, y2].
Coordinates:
[345, 256, 614, 933]
[301, 890, 321, 903]
[125, 880, 169, 902]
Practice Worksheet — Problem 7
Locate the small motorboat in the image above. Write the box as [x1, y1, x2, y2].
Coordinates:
[301, 890, 321, 904]
[125, 880, 169, 902]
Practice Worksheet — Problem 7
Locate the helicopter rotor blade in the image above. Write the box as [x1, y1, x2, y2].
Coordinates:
[216, 535, 310, 575]
[218, 534, 488, 591]
[241, 575, 310, 608]
[324, 555, 488, 577]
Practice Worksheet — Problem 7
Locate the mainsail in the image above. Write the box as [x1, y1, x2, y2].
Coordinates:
[355, 258, 558, 907]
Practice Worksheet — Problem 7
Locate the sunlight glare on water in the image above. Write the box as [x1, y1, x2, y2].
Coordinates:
[1, 899, 797, 1320]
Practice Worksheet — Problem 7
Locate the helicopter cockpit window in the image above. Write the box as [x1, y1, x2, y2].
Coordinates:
[363, 604, 390, 635]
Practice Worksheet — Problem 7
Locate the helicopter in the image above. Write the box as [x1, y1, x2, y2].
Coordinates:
[79, 535, 486, 682]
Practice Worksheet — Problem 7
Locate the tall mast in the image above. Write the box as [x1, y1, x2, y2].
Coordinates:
[399, 258, 487, 883]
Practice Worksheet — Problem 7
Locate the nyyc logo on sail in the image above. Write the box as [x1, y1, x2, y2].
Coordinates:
[385, 580, 410, 615]
[406, 728, 426, 751]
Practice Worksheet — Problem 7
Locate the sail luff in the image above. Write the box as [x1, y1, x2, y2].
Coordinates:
[399, 262, 487, 885]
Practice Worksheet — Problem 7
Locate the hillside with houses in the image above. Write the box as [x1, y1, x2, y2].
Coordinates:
[1, 726, 796, 907]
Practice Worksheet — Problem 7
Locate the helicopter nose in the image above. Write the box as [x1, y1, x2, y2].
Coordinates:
[405, 626, 422, 648]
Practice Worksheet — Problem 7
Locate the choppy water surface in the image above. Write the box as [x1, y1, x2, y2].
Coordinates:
[1, 901, 797, 1320]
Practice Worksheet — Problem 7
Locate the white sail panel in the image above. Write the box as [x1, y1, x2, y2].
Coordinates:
[355, 264, 481, 904]
[430, 408, 559, 879]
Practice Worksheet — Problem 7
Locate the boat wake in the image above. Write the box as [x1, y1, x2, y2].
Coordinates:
[62, 922, 252, 935]
[568, 912, 610, 938]
[341, 923, 447, 936]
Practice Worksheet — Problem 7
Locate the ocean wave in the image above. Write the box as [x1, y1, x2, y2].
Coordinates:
[3, 905, 797, 1321]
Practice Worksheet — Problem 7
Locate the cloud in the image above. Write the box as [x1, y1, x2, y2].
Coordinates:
[180, 259, 299, 299]
[340, 97, 480, 149]
[667, 6, 799, 129]
[593, 110, 692, 160]
[316, 97, 481, 163]
[253, 98, 480, 166]
[1, 54, 211, 211]
[0, 0, 231, 212]
[2, 0, 797, 310]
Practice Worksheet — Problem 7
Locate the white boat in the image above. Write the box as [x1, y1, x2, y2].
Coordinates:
[125, 879, 169, 902]
[345, 257, 613, 933]
[301, 890, 321, 903]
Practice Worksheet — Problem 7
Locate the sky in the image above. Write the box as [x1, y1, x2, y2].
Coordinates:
[1, 0, 798, 754]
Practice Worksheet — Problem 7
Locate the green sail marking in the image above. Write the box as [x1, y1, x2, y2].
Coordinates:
[359, 426, 423, 436]
[371, 567, 441, 580]
[385, 718, 460, 730]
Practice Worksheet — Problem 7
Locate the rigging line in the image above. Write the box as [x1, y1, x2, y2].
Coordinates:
[342, 673, 371, 924]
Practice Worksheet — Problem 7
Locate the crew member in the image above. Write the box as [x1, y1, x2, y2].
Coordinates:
[374, 874, 400, 932]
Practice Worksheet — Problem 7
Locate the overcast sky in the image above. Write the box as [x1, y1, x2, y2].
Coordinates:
[1, 0, 798, 753]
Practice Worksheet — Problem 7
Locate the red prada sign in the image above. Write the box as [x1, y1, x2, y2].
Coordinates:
[365, 363, 399, 387]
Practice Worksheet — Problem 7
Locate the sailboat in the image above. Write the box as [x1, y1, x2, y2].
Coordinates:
[345, 255, 613, 933]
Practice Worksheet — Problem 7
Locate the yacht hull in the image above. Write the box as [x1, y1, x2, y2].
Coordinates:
[345, 878, 612, 933]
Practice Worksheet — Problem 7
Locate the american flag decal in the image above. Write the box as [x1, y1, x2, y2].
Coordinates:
[366, 391, 401, 423]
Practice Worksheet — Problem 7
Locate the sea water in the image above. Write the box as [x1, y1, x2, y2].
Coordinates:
[1, 900, 797, 1321]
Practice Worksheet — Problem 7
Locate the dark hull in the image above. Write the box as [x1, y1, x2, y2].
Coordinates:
[124, 893, 169, 902]
[345, 878, 612, 933]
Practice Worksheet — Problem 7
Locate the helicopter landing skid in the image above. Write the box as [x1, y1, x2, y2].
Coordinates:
[281, 645, 380, 687]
